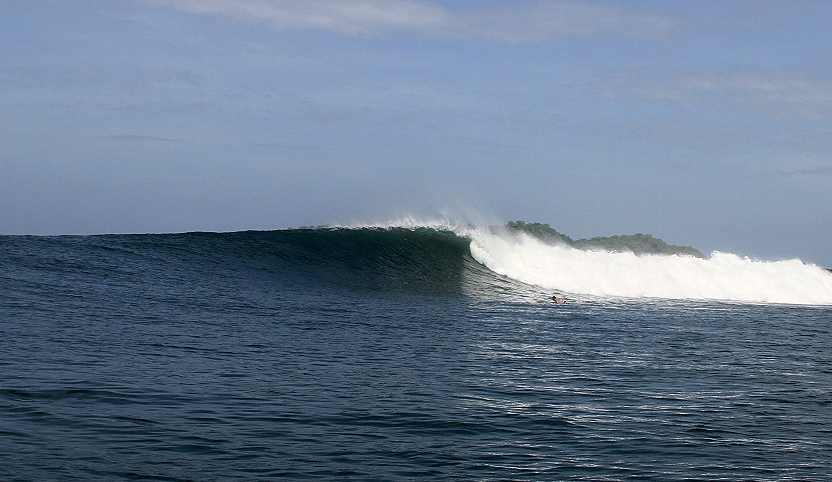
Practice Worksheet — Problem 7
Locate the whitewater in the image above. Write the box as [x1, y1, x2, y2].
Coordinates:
[357, 218, 832, 305]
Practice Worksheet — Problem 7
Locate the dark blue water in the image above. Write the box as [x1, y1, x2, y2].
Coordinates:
[1, 229, 831, 481]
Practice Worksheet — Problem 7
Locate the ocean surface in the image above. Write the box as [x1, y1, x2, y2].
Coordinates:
[2, 225, 832, 481]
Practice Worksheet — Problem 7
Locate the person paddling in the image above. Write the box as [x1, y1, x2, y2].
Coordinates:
[552, 296, 566, 304]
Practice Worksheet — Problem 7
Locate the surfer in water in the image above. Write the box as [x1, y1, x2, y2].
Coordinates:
[552, 296, 566, 304]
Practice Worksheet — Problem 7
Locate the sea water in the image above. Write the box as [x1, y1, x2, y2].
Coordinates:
[1, 227, 831, 481]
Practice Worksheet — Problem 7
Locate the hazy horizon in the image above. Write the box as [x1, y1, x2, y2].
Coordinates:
[3, 1, 831, 266]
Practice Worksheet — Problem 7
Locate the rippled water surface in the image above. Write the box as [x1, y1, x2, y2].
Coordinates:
[2, 233, 831, 481]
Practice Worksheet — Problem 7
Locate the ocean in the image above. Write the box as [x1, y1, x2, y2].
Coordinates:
[2, 225, 831, 481]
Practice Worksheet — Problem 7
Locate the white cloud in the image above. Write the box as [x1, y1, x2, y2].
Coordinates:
[141, 0, 675, 41]
[142, 0, 448, 35]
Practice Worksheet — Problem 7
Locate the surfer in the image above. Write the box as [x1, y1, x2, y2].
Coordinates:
[552, 296, 566, 304]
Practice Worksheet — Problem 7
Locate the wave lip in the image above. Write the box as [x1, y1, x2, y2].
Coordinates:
[466, 227, 832, 305]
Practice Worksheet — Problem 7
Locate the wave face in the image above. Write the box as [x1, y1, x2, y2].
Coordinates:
[44, 227, 526, 299]
[248, 226, 501, 296]
[466, 227, 832, 305]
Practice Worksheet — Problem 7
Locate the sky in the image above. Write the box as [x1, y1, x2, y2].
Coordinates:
[2, 0, 832, 266]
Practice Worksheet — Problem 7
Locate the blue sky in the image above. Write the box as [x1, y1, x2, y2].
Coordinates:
[2, 0, 832, 265]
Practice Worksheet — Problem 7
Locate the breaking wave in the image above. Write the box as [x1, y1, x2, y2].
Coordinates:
[6, 222, 831, 305]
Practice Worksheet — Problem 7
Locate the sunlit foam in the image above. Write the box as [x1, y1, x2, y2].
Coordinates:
[466, 227, 832, 305]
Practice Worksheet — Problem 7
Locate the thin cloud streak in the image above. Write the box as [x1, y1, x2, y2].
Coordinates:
[142, 0, 448, 35]
[141, 0, 676, 41]
[613, 71, 832, 119]
[450, 2, 676, 42]
[102, 134, 185, 143]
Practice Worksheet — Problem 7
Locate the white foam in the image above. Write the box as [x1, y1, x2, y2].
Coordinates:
[466, 227, 832, 305]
